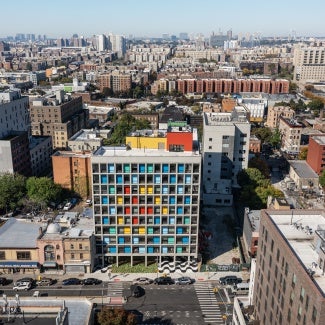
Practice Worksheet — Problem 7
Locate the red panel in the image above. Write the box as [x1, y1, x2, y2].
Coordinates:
[132, 196, 138, 204]
[132, 217, 138, 224]
[124, 186, 130, 194]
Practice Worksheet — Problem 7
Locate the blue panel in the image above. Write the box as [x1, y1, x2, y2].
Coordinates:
[182, 237, 189, 244]
[103, 216, 109, 224]
[162, 186, 168, 194]
[116, 175, 123, 184]
[178, 164, 184, 173]
[170, 175, 176, 183]
[102, 196, 108, 204]
[184, 196, 191, 204]
[169, 197, 175, 204]
[103, 237, 109, 244]
[153, 237, 160, 244]
[109, 247, 116, 253]
[177, 186, 184, 194]
[108, 164, 115, 173]
[162, 164, 169, 173]
[118, 237, 125, 244]
[177, 207, 183, 214]
[132, 175, 138, 184]
[101, 175, 108, 183]
[154, 217, 160, 224]
[176, 227, 183, 234]
[162, 247, 168, 254]
[139, 247, 145, 254]
[147, 247, 154, 253]
[124, 247, 131, 253]
[154, 175, 161, 184]
[185, 176, 191, 184]
[139, 164, 145, 173]
[109, 207, 116, 214]
[133, 237, 139, 244]
[169, 217, 175, 224]
[162, 227, 168, 234]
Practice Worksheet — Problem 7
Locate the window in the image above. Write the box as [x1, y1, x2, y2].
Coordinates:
[276, 249, 280, 262]
[292, 273, 297, 287]
[271, 239, 274, 252]
[209, 138, 212, 141]
[79, 244, 82, 250]
[208, 146, 212, 149]
[70, 244, 74, 249]
[17, 251, 31, 260]
[223, 135, 229, 139]
[0, 251, 5, 260]
[300, 287, 305, 302]
[44, 245, 55, 261]
[290, 292, 295, 306]
[71, 253, 75, 259]
[80, 253, 84, 259]
[312, 306, 317, 322]
[305, 295, 309, 310]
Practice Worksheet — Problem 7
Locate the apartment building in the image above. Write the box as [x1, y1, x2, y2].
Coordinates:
[52, 151, 92, 198]
[266, 105, 295, 129]
[202, 107, 250, 206]
[253, 210, 325, 325]
[279, 117, 303, 154]
[293, 44, 325, 83]
[30, 91, 88, 149]
[91, 129, 201, 267]
[153, 78, 289, 95]
[97, 72, 132, 93]
[306, 135, 325, 174]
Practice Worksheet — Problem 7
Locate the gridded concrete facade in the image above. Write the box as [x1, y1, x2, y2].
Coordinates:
[91, 147, 201, 266]
[254, 210, 325, 325]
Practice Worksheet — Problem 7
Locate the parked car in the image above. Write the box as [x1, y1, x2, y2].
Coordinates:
[13, 282, 32, 291]
[36, 278, 54, 286]
[33, 290, 40, 297]
[132, 277, 153, 285]
[62, 278, 81, 285]
[174, 276, 195, 285]
[219, 276, 242, 286]
[15, 277, 34, 286]
[63, 202, 72, 211]
[83, 278, 102, 285]
[0, 277, 8, 286]
[131, 285, 144, 297]
[153, 276, 174, 285]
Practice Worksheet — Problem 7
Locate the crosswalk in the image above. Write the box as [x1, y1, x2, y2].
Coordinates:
[107, 281, 124, 296]
[194, 282, 225, 324]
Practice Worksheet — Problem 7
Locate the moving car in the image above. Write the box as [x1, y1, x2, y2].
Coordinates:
[153, 276, 174, 285]
[0, 277, 8, 286]
[13, 282, 32, 291]
[62, 278, 81, 285]
[83, 278, 102, 285]
[36, 278, 54, 286]
[131, 285, 144, 298]
[132, 277, 153, 285]
[219, 276, 242, 286]
[174, 276, 195, 285]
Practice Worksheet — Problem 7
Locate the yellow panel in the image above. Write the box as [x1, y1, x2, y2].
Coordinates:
[117, 196, 123, 204]
[125, 136, 166, 150]
[162, 207, 168, 214]
[118, 217, 124, 225]
[155, 197, 161, 204]
[139, 227, 145, 234]
[147, 186, 153, 194]
[140, 186, 146, 194]
[124, 227, 131, 234]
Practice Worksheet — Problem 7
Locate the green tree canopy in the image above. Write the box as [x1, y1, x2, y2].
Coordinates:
[248, 157, 270, 178]
[97, 308, 137, 325]
[0, 173, 26, 213]
[320, 169, 325, 188]
[26, 177, 62, 207]
[251, 127, 272, 144]
[298, 147, 308, 160]
[307, 98, 324, 115]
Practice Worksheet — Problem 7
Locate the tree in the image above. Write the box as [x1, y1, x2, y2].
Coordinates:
[298, 147, 308, 160]
[320, 169, 325, 188]
[251, 127, 272, 144]
[0, 173, 26, 213]
[26, 177, 62, 208]
[97, 308, 137, 325]
[269, 129, 281, 149]
[248, 157, 270, 178]
[308, 98, 324, 115]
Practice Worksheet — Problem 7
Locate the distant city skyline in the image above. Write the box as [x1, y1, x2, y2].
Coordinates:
[2, 0, 325, 39]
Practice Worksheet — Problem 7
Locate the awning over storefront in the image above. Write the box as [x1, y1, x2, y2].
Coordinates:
[0, 261, 38, 268]
[43, 262, 57, 268]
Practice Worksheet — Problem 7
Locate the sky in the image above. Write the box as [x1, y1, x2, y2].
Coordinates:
[1, 0, 325, 39]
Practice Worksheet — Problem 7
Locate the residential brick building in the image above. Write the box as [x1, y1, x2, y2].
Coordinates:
[306, 135, 325, 174]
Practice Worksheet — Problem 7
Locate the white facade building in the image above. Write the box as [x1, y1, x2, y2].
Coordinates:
[202, 107, 250, 206]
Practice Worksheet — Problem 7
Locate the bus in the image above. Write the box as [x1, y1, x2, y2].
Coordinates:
[231, 282, 250, 295]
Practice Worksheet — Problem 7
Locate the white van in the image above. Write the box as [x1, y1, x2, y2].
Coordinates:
[231, 282, 250, 295]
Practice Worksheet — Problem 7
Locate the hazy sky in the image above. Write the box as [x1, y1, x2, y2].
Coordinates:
[1, 0, 324, 38]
